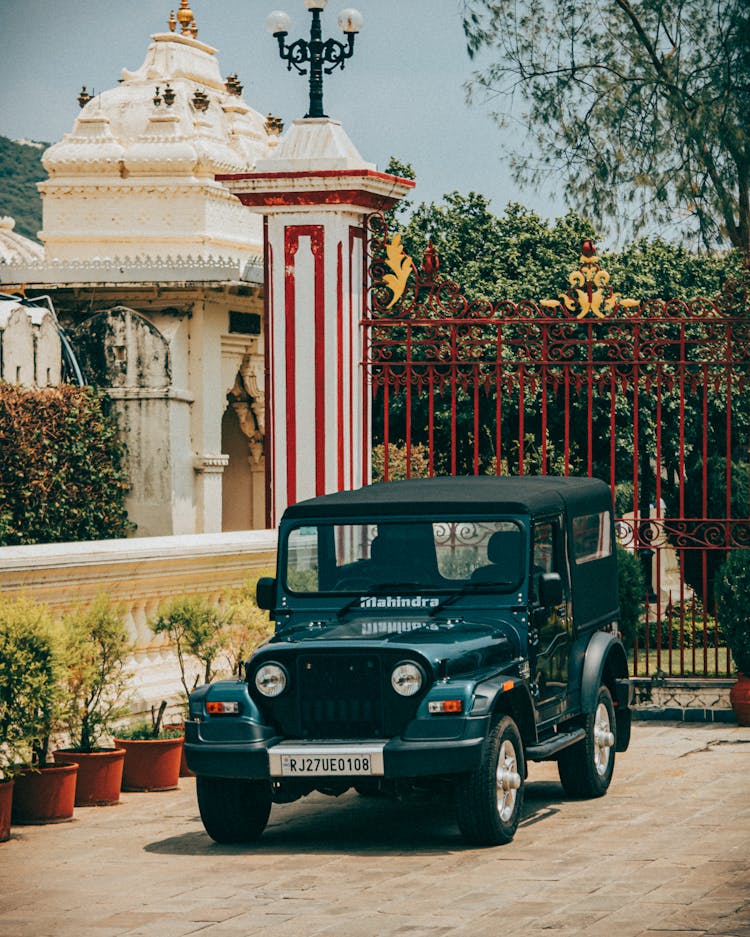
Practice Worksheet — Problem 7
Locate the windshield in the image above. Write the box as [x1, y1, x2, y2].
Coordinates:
[283, 519, 525, 596]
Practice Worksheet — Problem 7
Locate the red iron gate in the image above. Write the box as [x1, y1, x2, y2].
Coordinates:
[364, 221, 750, 678]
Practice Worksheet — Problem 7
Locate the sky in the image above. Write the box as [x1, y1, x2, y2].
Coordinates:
[0, 0, 568, 221]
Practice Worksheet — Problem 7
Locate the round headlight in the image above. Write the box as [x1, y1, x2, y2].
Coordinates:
[255, 663, 287, 698]
[391, 662, 424, 697]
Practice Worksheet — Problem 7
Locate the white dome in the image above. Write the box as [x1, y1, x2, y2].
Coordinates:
[0, 217, 44, 263]
[38, 12, 270, 264]
[44, 31, 271, 180]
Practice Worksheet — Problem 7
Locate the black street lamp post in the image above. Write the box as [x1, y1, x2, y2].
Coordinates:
[266, 2, 363, 119]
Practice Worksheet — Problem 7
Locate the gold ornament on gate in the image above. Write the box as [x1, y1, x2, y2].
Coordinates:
[540, 239, 639, 317]
[383, 234, 413, 309]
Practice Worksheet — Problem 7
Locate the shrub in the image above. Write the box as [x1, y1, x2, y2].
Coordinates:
[616, 544, 645, 647]
[0, 382, 132, 545]
[61, 595, 133, 751]
[116, 721, 183, 740]
[0, 597, 65, 776]
[715, 551, 750, 675]
[372, 443, 431, 482]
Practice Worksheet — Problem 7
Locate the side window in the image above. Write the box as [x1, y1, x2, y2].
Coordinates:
[532, 522, 555, 603]
[533, 522, 555, 575]
[572, 511, 612, 564]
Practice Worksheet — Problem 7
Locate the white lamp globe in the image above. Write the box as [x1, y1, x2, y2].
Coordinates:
[266, 10, 292, 34]
[305, 1, 328, 10]
[338, 8, 363, 32]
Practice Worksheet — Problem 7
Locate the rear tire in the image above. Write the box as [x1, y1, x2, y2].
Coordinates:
[557, 685, 616, 798]
[456, 715, 524, 846]
[196, 776, 272, 844]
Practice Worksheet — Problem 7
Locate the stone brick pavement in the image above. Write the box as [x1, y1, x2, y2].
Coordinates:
[1, 722, 748, 937]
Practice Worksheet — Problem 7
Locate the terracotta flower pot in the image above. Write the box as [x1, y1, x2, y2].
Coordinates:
[179, 744, 195, 778]
[113, 736, 184, 792]
[11, 762, 78, 824]
[0, 780, 14, 843]
[729, 672, 750, 727]
[54, 748, 125, 806]
[168, 723, 195, 777]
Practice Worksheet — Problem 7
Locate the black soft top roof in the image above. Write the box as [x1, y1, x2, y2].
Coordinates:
[283, 476, 612, 520]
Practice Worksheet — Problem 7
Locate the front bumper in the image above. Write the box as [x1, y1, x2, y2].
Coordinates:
[184, 717, 489, 780]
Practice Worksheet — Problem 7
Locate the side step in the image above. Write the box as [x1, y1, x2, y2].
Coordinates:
[525, 728, 586, 762]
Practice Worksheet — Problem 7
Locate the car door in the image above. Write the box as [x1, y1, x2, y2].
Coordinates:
[530, 516, 571, 721]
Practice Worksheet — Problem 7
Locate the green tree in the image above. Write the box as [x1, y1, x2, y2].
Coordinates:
[399, 196, 599, 301]
[461, 0, 750, 253]
[392, 194, 742, 302]
[0, 136, 46, 241]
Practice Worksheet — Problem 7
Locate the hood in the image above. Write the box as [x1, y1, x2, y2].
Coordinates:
[263, 612, 521, 679]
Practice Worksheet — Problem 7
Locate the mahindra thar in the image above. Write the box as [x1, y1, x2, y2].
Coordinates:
[186, 475, 632, 846]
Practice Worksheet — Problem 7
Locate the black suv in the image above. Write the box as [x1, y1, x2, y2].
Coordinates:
[186, 476, 632, 846]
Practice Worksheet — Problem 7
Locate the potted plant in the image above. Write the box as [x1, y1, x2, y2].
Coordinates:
[715, 551, 750, 726]
[54, 595, 133, 805]
[149, 595, 232, 777]
[148, 584, 273, 776]
[0, 597, 78, 836]
[3, 598, 79, 825]
[114, 701, 184, 792]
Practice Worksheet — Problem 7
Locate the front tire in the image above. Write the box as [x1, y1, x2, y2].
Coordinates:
[196, 776, 272, 844]
[456, 715, 525, 846]
[557, 685, 616, 798]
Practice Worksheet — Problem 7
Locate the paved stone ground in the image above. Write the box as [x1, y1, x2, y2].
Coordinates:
[1, 722, 748, 937]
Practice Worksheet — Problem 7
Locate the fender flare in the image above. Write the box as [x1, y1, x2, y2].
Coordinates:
[473, 676, 537, 744]
[580, 631, 629, 714]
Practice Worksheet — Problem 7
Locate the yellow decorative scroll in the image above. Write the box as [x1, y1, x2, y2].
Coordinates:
[383, 234, 413, 309]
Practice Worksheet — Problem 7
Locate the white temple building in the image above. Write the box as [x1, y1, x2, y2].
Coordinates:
[0, 0, 413, 543]
[0, 2, 278, 536]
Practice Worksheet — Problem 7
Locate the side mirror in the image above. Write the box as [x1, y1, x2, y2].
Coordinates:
[539, 572, 563, 606]
[256, 576, 277, 610]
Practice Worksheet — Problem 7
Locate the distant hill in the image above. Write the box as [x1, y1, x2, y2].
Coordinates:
[0, 135, 48, 243]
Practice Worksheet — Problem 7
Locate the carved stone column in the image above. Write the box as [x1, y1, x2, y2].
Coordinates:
[194, 453, 230, 532]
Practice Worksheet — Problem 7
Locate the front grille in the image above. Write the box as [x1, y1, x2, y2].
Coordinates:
[248, 649, 428, 741]
[298, 654, 383, 739]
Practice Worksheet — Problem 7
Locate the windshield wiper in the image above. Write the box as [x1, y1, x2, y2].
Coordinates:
[370, 581, 424, 591]
[428, 581, 511, 618]
[274, 619, 334, 639]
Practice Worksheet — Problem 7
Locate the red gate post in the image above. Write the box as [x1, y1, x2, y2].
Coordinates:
[220, 119, 413, 525]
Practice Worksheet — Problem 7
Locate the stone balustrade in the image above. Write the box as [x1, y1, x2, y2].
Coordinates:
[0, 530, 277, 715]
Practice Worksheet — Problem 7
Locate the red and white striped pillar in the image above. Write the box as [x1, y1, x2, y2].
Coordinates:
[220, 119, 414, 526]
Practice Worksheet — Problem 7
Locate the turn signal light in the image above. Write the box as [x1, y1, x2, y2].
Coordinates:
[428, 699, 463, 714]
[206, 701, 239, 715]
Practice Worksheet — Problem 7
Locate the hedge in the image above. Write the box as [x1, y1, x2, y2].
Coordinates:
[0, 382, 132, 544]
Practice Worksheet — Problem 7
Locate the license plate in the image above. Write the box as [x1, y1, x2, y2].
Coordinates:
[268, 742, 385, 778]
